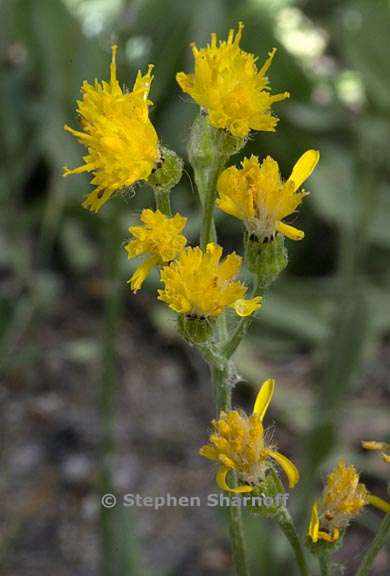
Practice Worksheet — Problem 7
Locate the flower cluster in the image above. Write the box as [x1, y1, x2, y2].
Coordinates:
[65, 24, 390, 575]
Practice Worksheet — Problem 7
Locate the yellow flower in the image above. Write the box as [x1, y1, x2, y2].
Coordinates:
[308, 461, 390, 544]
[158, 243, 262, 318]
[64, 45, 159, 212]
[362, 440, 390, 464]
[176, 22, 289, 138]
[217, 150, 320, 241]
[125, 209, 187, 293]
[199, 379, 299, 493]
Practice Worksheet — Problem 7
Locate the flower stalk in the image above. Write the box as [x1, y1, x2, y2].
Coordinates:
[356, 514, 390, 576]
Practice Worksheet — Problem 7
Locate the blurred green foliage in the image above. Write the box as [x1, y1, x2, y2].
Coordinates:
[1, 0, 390, 574]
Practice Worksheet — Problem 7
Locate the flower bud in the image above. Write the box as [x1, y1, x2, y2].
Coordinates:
[147, 146, 183, 192]
[188, 111, 246, 170]
[245, 233, 288, 290]
[178, 314, 216, 344]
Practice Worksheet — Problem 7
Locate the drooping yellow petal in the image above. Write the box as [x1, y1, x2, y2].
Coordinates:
[216, 466, 253, 493]
[317, 528, 340, 543]
[276, 221, 305, 241]
[128, 255, 159, 293]
[231, 296, 262, 317]
[252, 378, 275, 422]
[263, 448, 300, 488]
[288, 149, 320, 192]
[367, 494, 390, 514]
[383, 454, 390, 464]
[308, 502, 320, 542]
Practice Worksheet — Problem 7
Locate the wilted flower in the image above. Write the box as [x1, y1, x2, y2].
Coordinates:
[199, 378, 299, 492]
[308, 461, 390, 543]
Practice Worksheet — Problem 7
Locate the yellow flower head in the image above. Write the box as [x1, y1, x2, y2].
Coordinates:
[158, 243, 261, 318]
[199, 379, 299, 493]
[217, 150, 320, 241]
[362, 440, 390, 464]
[64, 46, 159, 212]
[125, 209, 187, 293]
[176, 22, 289, 137]
[308, 460, 390, 544]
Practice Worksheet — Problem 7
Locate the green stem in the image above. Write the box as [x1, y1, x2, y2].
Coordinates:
[223, 277, 260, 358]
[356, 514, 390, 576]
[211, 364, 250, 576]
[154, 188, 171, 216]
[198, 159, 224, 248]
[318, 554, 331, 576]
[277, 511, 309, 576]
[99, 204, 123, 576]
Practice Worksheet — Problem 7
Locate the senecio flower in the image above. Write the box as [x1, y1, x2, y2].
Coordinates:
[308, 461, 390, 544]
[64, 46, 159, 212]
[217, 150, 319, 241]
[362, 440, 390, 464]
[176, 22, 289, 138]
[158, 243, 261, 318]
[125, 209, 187, 293]
[199, 379, 299, 493]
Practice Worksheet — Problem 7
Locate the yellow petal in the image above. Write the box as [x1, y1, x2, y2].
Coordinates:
[318, 528, 340, 543]
[308, 502, 320, 542]
[361, 440, 390, 451]
[128, 255, 159, 293]
[199, 445, 219, 462]
[216, 466, 253, 493]
[263, 448, 300, 488]
[276, 221, 305, 241]
[288, 149, 320, 191]
[367, 494, 390, 514]
[252, 379, 275, 422]
[231, 296, 262, 317]
[383, 454, 390, 464]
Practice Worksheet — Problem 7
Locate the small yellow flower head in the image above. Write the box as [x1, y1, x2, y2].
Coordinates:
[64, 46, 159, 212]
[199, 379, 300, 493]
[217, 150, 320, 242]
[308, 461, 390, 544]
[176, 22, 289, 138]
[362, 440, 390, 464]
[125, 209, 187, 293]
[158, 243, 262, 318]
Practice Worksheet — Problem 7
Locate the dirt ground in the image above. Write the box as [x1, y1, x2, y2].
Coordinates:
[1, 277, 389, 576]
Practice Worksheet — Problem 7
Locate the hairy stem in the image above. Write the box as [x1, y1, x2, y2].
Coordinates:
[318, 554, 331, 576]
[277, 511, 309, 576]
[154, 187, 171, 216]
[356, 514, 390, 576]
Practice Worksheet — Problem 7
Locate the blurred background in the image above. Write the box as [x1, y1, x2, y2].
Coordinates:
[1, 0, 390, 574]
